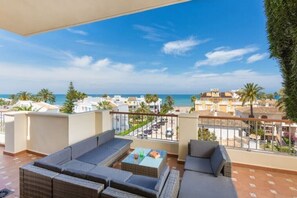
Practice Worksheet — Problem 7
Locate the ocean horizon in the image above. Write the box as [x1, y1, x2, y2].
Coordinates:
[0, 94, 198, 107]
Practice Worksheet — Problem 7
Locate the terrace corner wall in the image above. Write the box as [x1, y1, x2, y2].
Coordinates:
[27, 112, 68, 155]
[4, 113, 27, 154]
[178, 113, 199, 161]
[68, 112, 96, 145]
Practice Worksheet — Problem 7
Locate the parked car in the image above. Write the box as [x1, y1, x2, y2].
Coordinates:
[165, 128, 174, 138]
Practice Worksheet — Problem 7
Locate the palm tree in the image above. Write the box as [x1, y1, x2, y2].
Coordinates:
[276, 88, 286, 112]
[151, 94, 159, 111]
[12, 105, 40, 112]
[190, 95, 197, 113]
[237, 83, 263, 118]
[97, 101, 113, 110]
[9, 94, 18, 104]
[37, 88, 56, 104]
[165, 96, 174, 111]
[17, 91, 32, 100]
[136, 102, 150, 113]
[144, 94, 152, 105]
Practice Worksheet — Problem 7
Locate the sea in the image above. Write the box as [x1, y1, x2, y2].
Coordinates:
[0, 94, 198, 107]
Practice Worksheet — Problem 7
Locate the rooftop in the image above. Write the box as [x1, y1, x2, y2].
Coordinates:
[1, 146, 297, 198]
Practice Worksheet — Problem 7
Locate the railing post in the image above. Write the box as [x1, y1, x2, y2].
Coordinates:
[178, 113, 199, 162]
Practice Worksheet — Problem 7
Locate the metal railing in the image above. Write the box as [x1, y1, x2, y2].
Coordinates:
[0, 111, 5, 134]
[110, 111, 179, 141]
[198, 116, 297, 155]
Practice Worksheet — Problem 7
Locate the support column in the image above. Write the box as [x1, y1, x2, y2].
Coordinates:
[95, 110, 112, 134]
[178, 113, 198, 162]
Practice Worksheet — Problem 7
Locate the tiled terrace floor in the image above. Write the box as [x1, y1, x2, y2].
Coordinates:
[1, 146, 297, 198]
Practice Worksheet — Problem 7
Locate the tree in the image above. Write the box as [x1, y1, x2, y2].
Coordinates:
[37, 88, 56, 104]
[102, 94, 108, 98]
[237, 83, 263, 118]
[265, 1, 297, 122]
[165, 96, 174, 111]
[144, 94, 152, 105]
[190, 95, 197, 113]
[97, 101, 113, 110]
[61, 82, 85, 114]
[136, 102, 150, 113]
[17, 91, 32, 100]
[198, 128, 217, 141]
[9, 94, 18, 104]
[12, 105, 40, 112]
[151, 94, 159, 111]
[276, 88, 286, 112]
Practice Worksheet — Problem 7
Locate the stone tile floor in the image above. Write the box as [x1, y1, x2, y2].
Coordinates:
[1, 146, 297, 198]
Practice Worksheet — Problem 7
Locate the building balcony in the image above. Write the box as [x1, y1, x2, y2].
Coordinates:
[0, 110, 297, 197]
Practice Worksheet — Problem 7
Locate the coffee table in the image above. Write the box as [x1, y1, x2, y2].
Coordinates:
[121, 148, 167, 178]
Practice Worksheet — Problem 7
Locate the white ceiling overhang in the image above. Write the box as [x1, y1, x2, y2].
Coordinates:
[0, 0, 189, 36]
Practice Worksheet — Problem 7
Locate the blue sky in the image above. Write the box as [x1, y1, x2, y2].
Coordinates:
[0, 0, 281, 94]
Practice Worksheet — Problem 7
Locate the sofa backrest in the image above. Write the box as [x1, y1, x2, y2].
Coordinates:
[34, 147, 71, 172]
[70, 136, 98, 159]
[154, 165, 170, 194]
[210, 146, 227, 177]
[98, 130, 115, 146]
[110, 179, 158, 198]
[189, 140, 219, 158]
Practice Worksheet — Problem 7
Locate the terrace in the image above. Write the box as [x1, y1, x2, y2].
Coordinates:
[0, 110, 297, 197]
[0, 0, 297, 197]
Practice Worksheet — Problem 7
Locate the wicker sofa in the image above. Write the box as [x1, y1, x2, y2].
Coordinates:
[20, 130, 180, 198]
[178, 140, 237, 198]
[20, 130, 132, 197]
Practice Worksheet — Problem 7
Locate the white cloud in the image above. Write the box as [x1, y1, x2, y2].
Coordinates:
[247, 53, 269, 63]
[0, 57, 281, 94]
[76, 40, 95, 45]
[67, 28, 88, 36]
[143, 67, 168, 73]
[162, 37, 203, 55]
[134, 25, 163, 41]
[70, 55, 93, 67]
[195, 46, 258, 67]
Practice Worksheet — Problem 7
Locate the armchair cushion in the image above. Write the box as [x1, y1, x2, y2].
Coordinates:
[210, 146, 226, 177]
[190, 140, 219, 158]
[184, 156, 213, 174]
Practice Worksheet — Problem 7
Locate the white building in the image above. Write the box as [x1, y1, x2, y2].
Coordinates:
[13, 100, 59, 113]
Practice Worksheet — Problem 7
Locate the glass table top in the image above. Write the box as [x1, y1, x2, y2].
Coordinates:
[122, 147, 167, 167]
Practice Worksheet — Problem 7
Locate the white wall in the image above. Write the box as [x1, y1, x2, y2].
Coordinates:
[68, 112, 96, 145]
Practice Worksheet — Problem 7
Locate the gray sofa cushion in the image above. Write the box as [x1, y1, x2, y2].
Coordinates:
[98, 130, 115, 146]
[62, 168, 87, 179]
[107, 138, 133, 150]
[70, 136, 98, 159]
[88, 166, 133, 182]
[184, 156, 213, 174]
[110, 179, 158, 198]
[62, 159, 96, 172]
[154, 165, 170, 192]
[36, 147, 71, 165]
[34, 161, 63, 173]
[127, 175, 158, 190]
[190, 140, 219, 158]
[210, 146, 226, 177]
[77, 144, 118, 165]
[34, 147, 72, 172]
[86, 172, 109, 187]
[179, 171, 237, 198]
